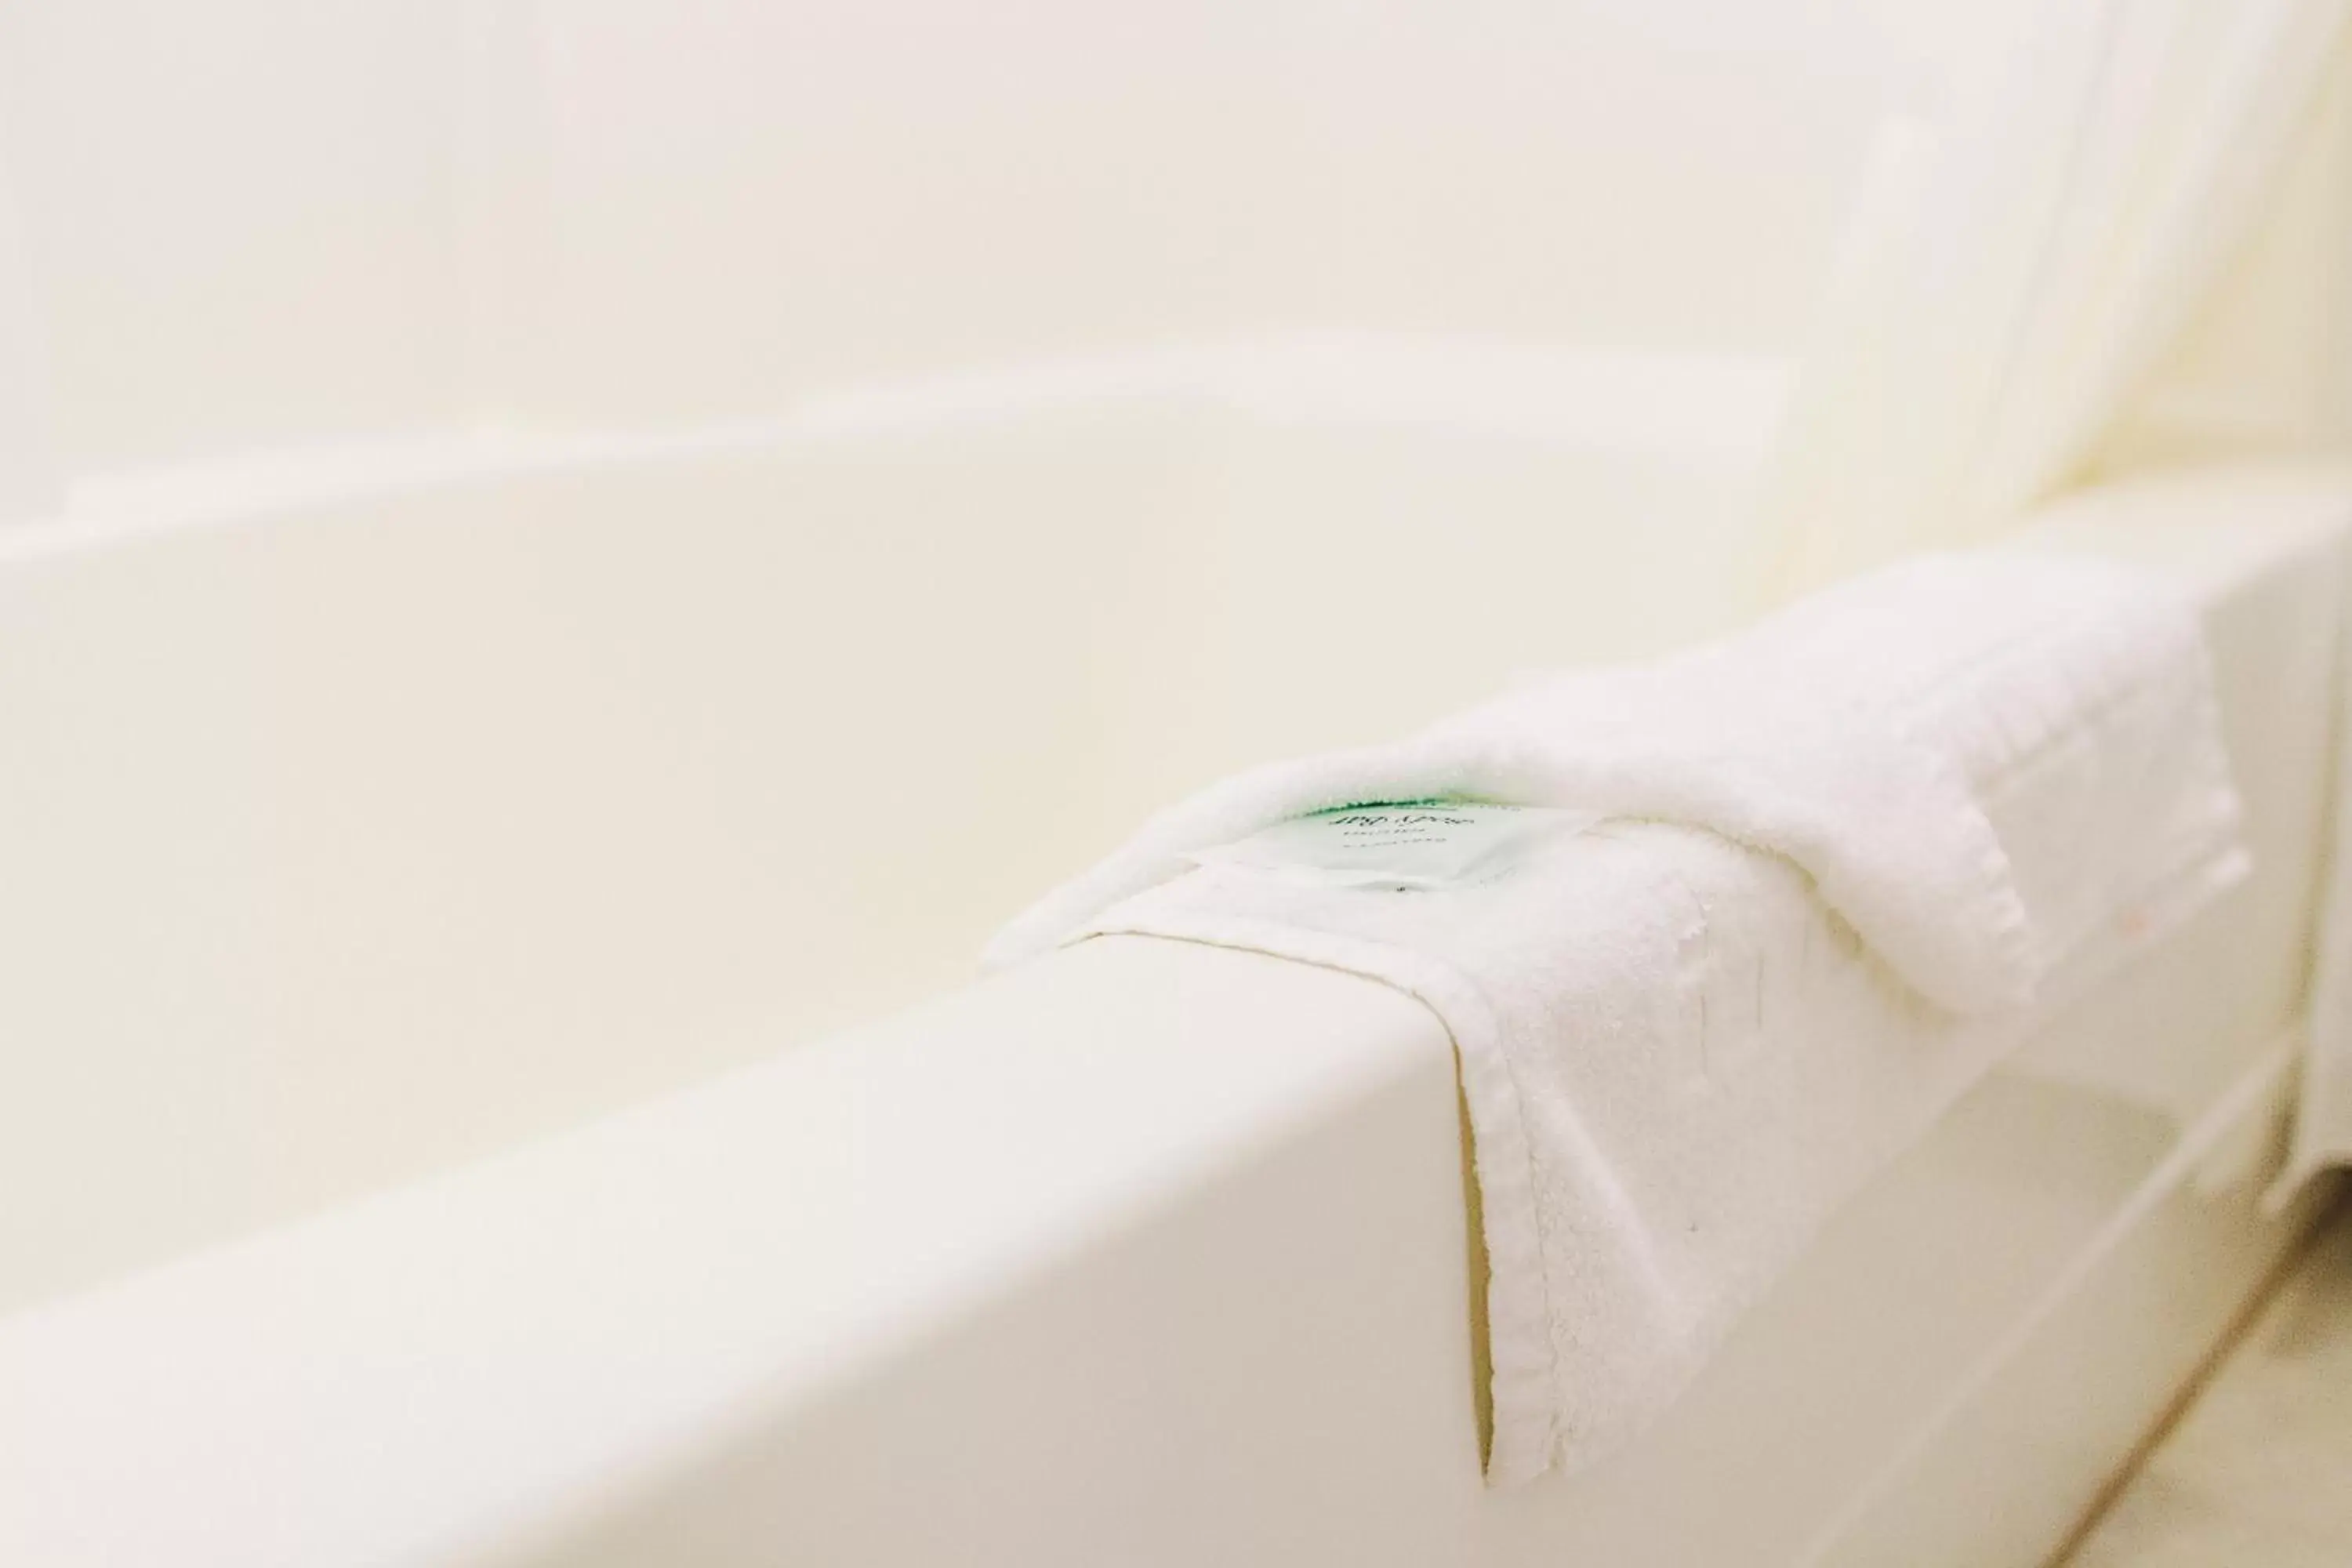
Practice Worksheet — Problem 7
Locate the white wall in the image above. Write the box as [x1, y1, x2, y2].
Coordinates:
[0, 135, 58, 524]
[504, 0, 1891, 427]
[0, 0, 2038, 492]
[0, 2, 475, 474]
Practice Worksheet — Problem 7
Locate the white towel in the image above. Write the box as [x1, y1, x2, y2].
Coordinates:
[988, 554, 2245, 1484]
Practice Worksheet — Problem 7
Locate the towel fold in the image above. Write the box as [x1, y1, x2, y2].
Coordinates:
[989, 553, 2246, 1484]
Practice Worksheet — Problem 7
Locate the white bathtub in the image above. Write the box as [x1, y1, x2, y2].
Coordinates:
[1, 346, 2347, 1566]
[0, 337, 1784, 1314]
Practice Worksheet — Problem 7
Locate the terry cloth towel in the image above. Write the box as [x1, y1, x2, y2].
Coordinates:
[986, 553, 2246, 1486]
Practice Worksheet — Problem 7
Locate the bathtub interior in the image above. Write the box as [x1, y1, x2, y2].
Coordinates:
[0, 343, 1783, 1314]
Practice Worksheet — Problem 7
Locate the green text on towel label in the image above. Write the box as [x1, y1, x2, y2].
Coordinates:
[1186, 801, 1599, 891]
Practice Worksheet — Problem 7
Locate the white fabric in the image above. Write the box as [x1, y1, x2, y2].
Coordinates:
[1755, 0, 2352, 1192]
[2100, 44, 2352, 474]
[2271, 53, 2352, 1197]
[1759, 0, 2352, 598]
[991, 554, 2245, 1483]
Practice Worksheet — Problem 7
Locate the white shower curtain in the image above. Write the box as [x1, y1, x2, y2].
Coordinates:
[1761, 0, 2352, 595]
[1755, 0, 2352, 1185]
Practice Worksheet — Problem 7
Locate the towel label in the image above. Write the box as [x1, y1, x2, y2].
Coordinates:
[1186, 801, 1599, 891]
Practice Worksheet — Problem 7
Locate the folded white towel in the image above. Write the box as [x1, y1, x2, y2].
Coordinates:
[989, 554, 2245, 1484]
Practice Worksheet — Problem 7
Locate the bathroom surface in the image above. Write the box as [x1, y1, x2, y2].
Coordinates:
[2064, 1193, 2352, 1567]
